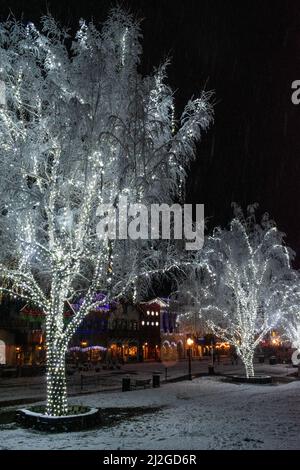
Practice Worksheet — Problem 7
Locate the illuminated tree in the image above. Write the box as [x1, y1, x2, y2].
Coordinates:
[282, 301, 300, 363]
[180, 206, 299, 378]
[170, 277, 208, 336]
[0, 9, 212, 415]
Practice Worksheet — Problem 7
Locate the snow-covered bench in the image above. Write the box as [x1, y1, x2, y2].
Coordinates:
[131, 378, 151, 389]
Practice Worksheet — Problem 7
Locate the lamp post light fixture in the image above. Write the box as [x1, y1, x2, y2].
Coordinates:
[15, 346, 21, 367]
[187, 337, 194, 380]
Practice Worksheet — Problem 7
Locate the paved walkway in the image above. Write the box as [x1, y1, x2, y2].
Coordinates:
[0, 357, 297, 407]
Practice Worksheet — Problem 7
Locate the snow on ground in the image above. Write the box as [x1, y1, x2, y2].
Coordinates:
[0, 360, 295, 404]
[0, 376, 300, 450]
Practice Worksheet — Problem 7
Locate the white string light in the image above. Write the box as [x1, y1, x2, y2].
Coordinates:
[178, 211, 300, 378]
[0, 9, 213, 416]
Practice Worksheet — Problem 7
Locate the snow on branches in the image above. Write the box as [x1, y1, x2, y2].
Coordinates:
[0, 8, 213, 414]
[179, 206, 300, 378]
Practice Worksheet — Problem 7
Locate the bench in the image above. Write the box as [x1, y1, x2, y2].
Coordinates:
[0, 368, 18, 378]
[132, 378, 151, 389]
[79, 373, 104, 390]
[102, 364, 122, 370]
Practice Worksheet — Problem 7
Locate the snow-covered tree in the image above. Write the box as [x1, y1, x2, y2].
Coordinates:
[170, 276, 208, 335]
[282, 303, 300, 364]
[0, 9, 212, 415]
[180, 205, 299, 378]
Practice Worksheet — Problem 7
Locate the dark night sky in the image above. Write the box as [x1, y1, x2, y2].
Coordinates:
[1, 0, 300, 263]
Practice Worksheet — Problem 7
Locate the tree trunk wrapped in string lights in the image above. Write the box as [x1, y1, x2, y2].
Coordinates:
[46, 344, 68, 416]
[0, 9, 212, 415]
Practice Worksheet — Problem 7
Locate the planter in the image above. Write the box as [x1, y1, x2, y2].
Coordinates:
[16, 405, 101, 432]
[230, 374, 272, 384]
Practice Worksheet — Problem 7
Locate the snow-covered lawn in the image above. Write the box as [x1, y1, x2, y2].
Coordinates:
[1, 376, 300, 450]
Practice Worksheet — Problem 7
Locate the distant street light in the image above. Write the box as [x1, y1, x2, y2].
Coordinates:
[187, 337, 194, 380]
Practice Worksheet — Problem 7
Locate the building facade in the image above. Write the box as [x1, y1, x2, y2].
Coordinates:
[0, 298, 44, 367]
[0, 296, 209, 367]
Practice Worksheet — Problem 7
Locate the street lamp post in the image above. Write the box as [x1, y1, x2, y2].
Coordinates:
[187, 337, 194, 380]
[208, 340, 215, 375]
